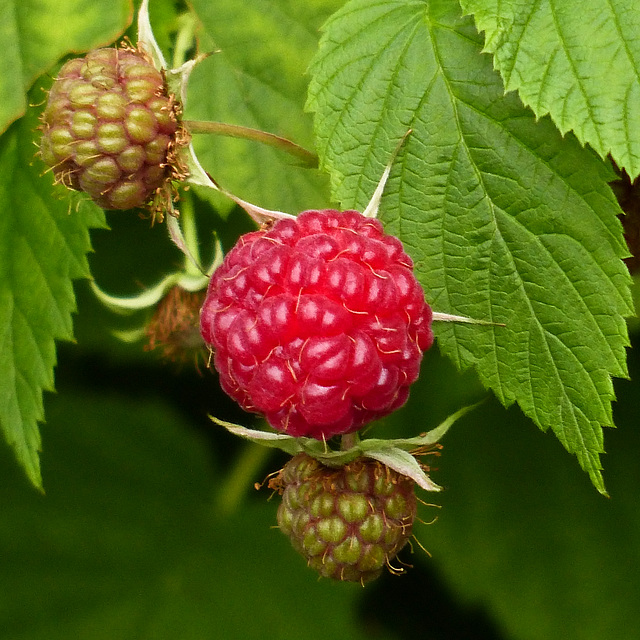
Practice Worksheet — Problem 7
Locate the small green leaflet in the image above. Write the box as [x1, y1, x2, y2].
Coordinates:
[307, 0, 633, 493]
[460, 0, 640, 180]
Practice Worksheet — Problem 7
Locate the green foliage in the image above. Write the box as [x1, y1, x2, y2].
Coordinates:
[0, 0, 132, 134]
[1, 0, 639, 637]
[184, 0, 341, 214]
[461, 0, 640, 180]
[1, 345, 639, 639]
[0, 0, 130, 488]
[0, 108, 106, 490]
[2, 0, 630, 494]
[307, 0, 633, 493]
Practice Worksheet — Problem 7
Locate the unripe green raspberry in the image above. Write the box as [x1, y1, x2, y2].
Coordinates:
[39, 46, 188, 212]
[274, 453, 417, 584]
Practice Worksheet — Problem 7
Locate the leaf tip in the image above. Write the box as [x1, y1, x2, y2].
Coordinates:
[24, 459, 45, 494]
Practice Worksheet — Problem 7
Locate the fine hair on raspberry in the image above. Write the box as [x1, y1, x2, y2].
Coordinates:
[274, 453, 418, 583]
[200, 209, 434, 440]
[39, 46, 187, 212]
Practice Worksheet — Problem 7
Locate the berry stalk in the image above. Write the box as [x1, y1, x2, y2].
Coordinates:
[184, 120, 318, 168]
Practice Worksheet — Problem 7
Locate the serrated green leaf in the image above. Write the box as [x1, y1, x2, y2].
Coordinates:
[0, 108, 106, 489]
[185, 0, 342, 215]
[307, 0, 633, 492]
[0, 0, 133, 134]
[0, 392, 391, 640]
[460, 0, 640, 180]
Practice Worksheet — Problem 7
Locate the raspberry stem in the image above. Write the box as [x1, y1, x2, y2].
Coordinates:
[216, 442, 273, 515]
[172, 12, 198, 70]
[184, 120, 318, 168]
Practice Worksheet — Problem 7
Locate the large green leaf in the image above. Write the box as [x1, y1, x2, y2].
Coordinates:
[460, 0, 640, 180]
[0, 107, 106, 490]
[0, 391, 392, 640]
[0, 0, 133, 134]
[307, 0, 632, 492]
[185, 0, 342, 214]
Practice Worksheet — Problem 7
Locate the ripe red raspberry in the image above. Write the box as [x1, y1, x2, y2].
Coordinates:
[39, 46, 187, 211]
[273, 453, 417, 583]
[200, 209, 434, 439]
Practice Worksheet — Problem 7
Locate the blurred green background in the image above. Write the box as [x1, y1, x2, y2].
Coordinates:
[1, 199, 639, 640]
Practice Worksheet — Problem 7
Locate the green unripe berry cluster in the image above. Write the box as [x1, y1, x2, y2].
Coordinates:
[275, 453, 417, 584]
[40, 46, 186, 211]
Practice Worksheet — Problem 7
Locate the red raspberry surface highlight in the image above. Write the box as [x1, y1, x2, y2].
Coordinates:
[200, 210, 434, 439]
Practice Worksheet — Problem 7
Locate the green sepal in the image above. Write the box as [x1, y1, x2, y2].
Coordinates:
[210, 402, 480, 492]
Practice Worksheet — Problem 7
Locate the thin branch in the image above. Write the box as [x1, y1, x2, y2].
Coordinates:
[184, 120, 318, 168]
